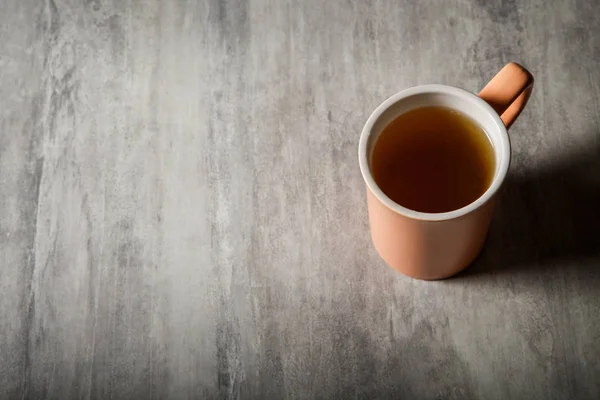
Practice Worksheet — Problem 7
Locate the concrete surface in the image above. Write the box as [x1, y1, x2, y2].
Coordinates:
[1, 0, 599, 399]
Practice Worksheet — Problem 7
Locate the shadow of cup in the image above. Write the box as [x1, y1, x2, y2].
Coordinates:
[461, 142, 600, 276]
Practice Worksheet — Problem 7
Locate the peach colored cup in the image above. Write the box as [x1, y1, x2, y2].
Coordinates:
[359, 63, 534, 280]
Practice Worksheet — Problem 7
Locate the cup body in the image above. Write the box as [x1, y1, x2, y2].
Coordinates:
[358, 85, 510, 279]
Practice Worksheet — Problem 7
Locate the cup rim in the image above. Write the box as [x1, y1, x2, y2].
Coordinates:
[358, 84, 511, 222]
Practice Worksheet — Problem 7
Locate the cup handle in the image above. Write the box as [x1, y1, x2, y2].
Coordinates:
[478, 63, 534, 129]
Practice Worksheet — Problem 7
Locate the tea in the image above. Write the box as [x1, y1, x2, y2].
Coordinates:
[371, 106, 495, 213]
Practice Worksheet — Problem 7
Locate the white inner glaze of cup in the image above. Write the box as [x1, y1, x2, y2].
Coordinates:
[358, 85, 510, 222]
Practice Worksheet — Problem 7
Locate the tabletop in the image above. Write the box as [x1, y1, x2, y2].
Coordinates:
[1, 0, 600, 399]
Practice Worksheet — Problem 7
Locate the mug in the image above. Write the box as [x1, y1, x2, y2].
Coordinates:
[358, 63, 534, 280]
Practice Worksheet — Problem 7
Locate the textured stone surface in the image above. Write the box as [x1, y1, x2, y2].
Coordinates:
[1, 0, 599, 399]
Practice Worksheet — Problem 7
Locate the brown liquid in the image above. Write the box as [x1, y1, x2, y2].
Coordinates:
[371, 106, 495, 213]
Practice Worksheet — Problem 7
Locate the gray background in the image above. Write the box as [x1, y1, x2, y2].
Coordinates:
[1, 0, 599, 399]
